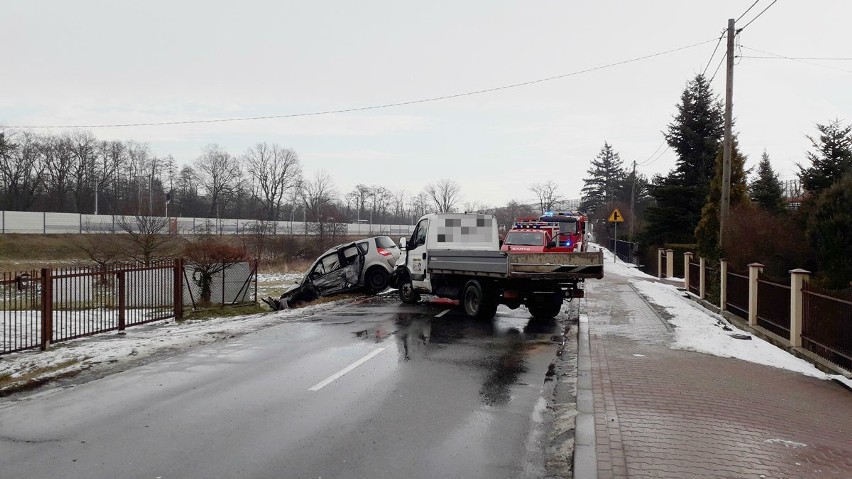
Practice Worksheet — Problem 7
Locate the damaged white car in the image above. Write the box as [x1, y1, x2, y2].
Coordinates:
[263, 236, 400, 310]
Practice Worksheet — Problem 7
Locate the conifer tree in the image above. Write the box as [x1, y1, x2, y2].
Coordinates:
[750, 150, 786, 214]
[694, 137, 750, 260]
[643, 75, 724, 245]
[798, 119, 852, 195]
[580, 142, 625, 215]
[806, 171, 852, 288]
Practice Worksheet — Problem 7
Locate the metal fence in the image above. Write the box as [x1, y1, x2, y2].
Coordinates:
[756, 273, 791, 338]
[1, 259, 257, 356]
[609, 239, 637, 264]
[726, 270, 749, 320]
[802, 283, 852, 371]
[688, 261, 700, 295]
[183, 260, 258, 309]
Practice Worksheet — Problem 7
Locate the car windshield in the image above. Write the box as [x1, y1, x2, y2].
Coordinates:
[504, 231, 545, 246]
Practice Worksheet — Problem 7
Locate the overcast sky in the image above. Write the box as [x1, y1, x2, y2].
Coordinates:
[2, 1, 850, 208]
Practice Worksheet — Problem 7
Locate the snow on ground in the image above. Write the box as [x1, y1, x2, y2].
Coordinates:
[0, 274, 348, 395]
[591, 243, 851, 388]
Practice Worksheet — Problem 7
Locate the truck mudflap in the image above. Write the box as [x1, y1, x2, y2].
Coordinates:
[508, 251, 604, 279]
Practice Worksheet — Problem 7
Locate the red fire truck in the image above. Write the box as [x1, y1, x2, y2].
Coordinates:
[501, 212, 588, 253]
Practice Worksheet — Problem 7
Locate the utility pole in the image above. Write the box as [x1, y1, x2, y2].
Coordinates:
[719, 18, 735, 254]
[629, 160, 636, 242]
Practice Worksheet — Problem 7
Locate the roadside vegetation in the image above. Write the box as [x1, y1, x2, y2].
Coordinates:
[579, 74, 851, 289]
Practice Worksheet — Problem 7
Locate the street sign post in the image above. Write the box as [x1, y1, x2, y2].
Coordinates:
[608, 208, 624, 263]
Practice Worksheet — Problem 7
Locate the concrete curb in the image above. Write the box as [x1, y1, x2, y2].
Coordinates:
[573, 314, 597, 478]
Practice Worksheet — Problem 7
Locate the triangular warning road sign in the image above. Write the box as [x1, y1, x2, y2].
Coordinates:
[608, 208, 624, 222]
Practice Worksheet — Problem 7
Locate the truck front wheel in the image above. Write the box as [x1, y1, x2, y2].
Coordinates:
[399, 272, 421, 304]
[463, 280, 498, 320]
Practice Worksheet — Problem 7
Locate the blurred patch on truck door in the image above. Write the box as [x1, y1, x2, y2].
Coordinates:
[412, 258, 423, 273]
[437, 215, 493, 242]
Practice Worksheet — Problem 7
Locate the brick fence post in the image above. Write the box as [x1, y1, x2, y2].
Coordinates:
[657, 248, 665, 278]
[699, 257, 706, 300]
[789, 268, 811, 348]
[748, 263, 764, 327]
[719, 259, 728, 311]
[666, 249, 674, 279]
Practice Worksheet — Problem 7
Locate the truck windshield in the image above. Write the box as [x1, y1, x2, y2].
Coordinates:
[504, 231, 545, 246]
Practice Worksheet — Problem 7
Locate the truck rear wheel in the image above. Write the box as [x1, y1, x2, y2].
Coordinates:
[528, 293, 563, 320]
[463, 280, 498, 320]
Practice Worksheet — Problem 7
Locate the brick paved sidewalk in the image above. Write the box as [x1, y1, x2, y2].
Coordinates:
[583, 272, 852, 479]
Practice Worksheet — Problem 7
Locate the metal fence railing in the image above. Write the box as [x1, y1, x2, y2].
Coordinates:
[756, 273, 791, 339]
[688, 261, 700, 295]
[726, 270, 749, 320]
[0, 270, 42, 354]
[609, 239, 637, 264]
[1, 259, 258, 356]
[802, 283, 852, 371]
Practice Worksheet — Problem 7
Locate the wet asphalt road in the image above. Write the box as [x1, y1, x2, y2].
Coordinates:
[0, 295, 570, 479]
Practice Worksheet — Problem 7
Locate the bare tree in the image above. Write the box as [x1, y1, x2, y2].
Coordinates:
[115, 214, 180, 266]
[93, 140, 125, 214]
[68, 131, 97, 213]
[0, 131, 45, 210]
[302, 170, 338, 239]
[194, 144, 241, 218]
[244, 142, 302, 220]
[530, 180, 562, 213]
[41, 134, 75, 211]
[425, 178, 462, 213]
[409, 192, 431, 221]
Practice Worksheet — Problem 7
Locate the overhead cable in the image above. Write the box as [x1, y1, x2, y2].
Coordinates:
[741, 45, 852, 74]
[738, 0, 778, 32]
[6, 38, 717, 129]
[736, 0, 761, 23]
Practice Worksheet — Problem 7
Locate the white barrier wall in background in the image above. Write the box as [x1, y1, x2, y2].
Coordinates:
[0, 211, 415, 236]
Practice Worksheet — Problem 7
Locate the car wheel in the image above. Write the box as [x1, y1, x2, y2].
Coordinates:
[365, 268, 390, 294]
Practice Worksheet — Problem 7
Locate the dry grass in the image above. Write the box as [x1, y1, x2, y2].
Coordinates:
[0, 359, 81, 392]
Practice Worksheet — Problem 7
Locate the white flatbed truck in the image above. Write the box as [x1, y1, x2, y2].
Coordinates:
[389, 213, 604, 319]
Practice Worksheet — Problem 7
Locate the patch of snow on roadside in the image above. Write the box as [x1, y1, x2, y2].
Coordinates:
[630, 280, 829, 380]
[0, 297, 348, 393]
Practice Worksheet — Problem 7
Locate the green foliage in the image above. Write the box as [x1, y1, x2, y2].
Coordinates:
[806, 172, 852, 288]
[580, 142, 625, 215]
[694, 137, 750, 260]
[798, 119, 852, 195]
[750, 151, 787, 214]
[644, 75, 724, 246]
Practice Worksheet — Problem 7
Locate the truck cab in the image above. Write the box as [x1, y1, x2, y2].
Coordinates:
[399, 213, 498, 296]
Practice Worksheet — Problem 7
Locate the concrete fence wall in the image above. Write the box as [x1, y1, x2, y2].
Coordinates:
[0, 211, 415, 236]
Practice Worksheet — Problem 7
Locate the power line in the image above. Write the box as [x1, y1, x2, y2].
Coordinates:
[640, 146, 670, 168]
[6, 38, 718, 130]
[709, 51, 728, 83]
[701, 30, 727, 77]
[636, 141, 666, 167]
[736, 0, 761, 23]
[739, 54, 852, 61]
[738, 0, 778, 32]
[741, 45, 852, 74]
